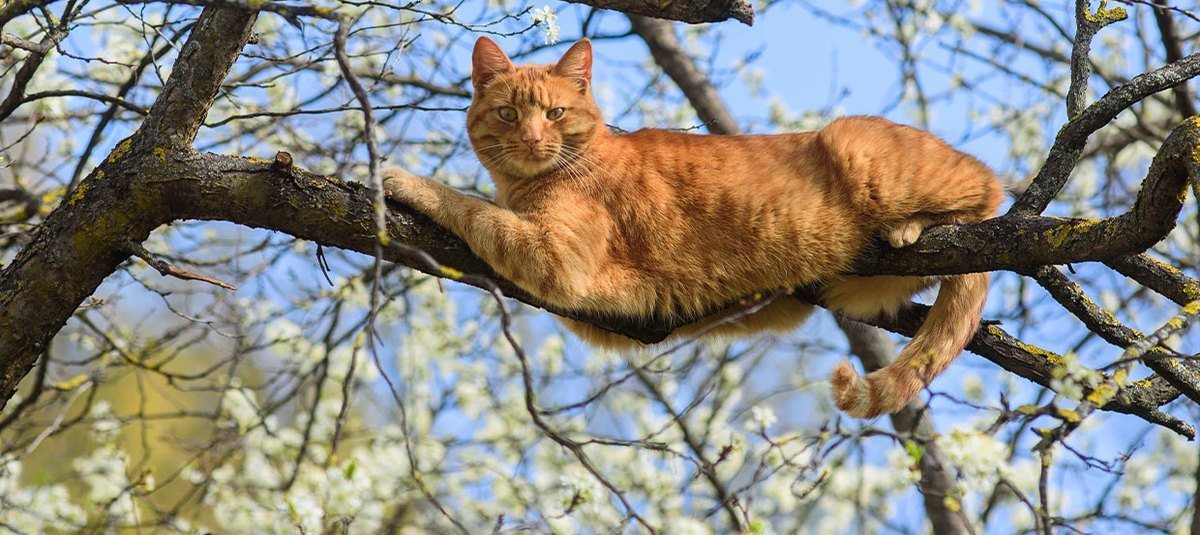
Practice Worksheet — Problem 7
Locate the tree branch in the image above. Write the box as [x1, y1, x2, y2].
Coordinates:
[846, 295, 1192, 437]
[0, 0, 58, 34]
[0, 4, 69, 123]
[0, 4, 256, 408]
[567, 0, 754, 25]
[1151, 0, 1198, 117]
[1011, 51, 1200, 216]
[1029, 265, 1200, 403]
[139, 5, 257, 147]
[121, 237, 237, 290]
[1066, 0, 1128, 118]
[0, 0, 1197, 444]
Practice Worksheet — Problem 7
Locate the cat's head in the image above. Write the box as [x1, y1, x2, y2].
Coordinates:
[466, 37, 604, 179]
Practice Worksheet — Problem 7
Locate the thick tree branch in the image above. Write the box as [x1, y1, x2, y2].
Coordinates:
[0, 0, 1197, 443]
[1, 133, 1193, 435]
[0, 5, 256, 408]
[567, 0, 753, 25]
[140, 5, 257, 147]
[138, 152, 1189, 436]
[0, 0, 57, 34]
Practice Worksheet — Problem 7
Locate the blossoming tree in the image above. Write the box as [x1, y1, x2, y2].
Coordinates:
[0, 0, 1199, 533]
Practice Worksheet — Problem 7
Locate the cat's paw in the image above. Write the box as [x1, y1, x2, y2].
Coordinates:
[381, 167, 421, 201]
[885, 219, 926, 248]
[381, 167, 443, 213]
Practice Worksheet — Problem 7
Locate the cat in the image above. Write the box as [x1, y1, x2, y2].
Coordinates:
[381, 37, 1002, 418]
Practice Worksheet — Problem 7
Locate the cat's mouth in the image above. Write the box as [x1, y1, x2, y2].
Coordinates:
[516, 147, 557, 164]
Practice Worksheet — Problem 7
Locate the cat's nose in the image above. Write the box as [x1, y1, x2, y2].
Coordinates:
[522, 133, 542, 150]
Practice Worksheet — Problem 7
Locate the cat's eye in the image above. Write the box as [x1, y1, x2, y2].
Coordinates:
[497, 107, 518, 122]
[546, 107, 565, 120]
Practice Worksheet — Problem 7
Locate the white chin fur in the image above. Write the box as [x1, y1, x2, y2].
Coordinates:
[509, 155, 555, 175]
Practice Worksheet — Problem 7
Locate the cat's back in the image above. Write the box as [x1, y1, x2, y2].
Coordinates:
[601, 128, 830, 192]
[817, 116, 995, 185]
[611, 128, 820, 165]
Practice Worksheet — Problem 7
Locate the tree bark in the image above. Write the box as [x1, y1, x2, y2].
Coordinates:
[0, 5, 258, 406]
[568, 0, 753, 25]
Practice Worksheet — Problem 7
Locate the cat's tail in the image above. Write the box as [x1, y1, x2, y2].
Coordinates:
[830, 272, 988, 418]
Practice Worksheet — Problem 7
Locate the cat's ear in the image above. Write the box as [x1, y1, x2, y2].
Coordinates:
[472, 37, 515, 90]
[552, 39, 592, 92]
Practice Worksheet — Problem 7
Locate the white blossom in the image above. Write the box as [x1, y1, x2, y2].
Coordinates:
[532, 6, 560, 44]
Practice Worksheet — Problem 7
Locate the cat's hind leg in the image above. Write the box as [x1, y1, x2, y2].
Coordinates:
[822, 275, 935, 320]
[884, 216, 933, 248]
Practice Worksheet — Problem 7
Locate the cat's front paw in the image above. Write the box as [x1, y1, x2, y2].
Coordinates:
[381, 167, 422, 202]
[381, 167, 443, 213]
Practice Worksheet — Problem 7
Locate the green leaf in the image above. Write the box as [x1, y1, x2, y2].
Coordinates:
[904, 440, 924, 465]
[749, 519, 765, 534]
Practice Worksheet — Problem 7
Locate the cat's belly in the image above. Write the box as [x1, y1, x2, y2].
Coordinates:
[579, 244, 859, 321]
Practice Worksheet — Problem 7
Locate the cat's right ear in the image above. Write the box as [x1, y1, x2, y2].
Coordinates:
[472, 37, 515, 90]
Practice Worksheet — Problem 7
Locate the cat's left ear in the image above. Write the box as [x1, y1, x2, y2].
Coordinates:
[552, 39, 592, 92]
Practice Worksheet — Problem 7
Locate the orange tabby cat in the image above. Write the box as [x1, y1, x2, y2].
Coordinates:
[382, 37, 1002, 418]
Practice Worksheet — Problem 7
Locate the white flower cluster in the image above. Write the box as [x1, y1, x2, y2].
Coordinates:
[746, 404, 778, 432]
[937, 429, 1008, 485]
[1048, 353, 1102, 401]
[532, 5, 560, 45]
[0, 456, 86, 531]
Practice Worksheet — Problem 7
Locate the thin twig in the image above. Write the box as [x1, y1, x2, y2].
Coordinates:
[1067, 0, 1128, 117]
[122, 238, 237, 290]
